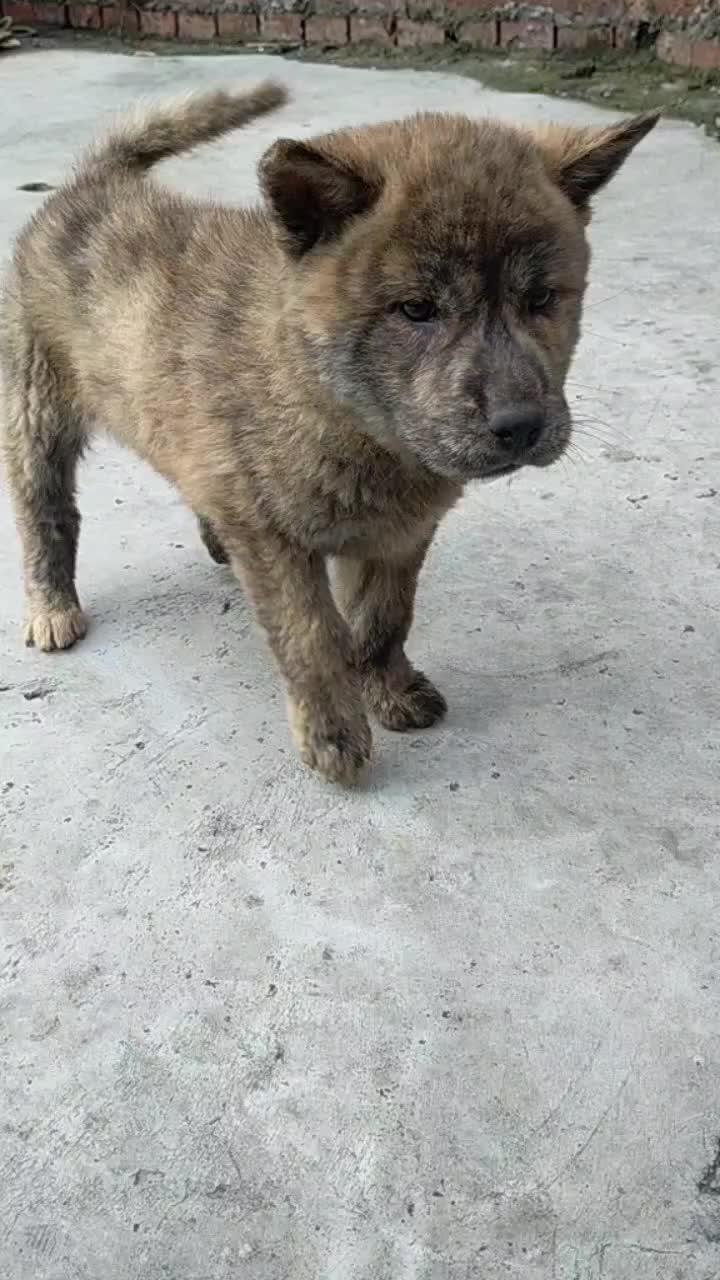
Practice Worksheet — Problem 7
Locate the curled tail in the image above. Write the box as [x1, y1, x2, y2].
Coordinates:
[83, 81, 288, 177]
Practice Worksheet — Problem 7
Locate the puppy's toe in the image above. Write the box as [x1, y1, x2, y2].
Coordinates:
[25, 605, 87, 652]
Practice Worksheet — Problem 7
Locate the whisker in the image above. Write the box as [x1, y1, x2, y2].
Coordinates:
[572, 425, 625, 451]
[571, 411, 628, 435]
[583, 291, 633, 310]
[564, 442, 589, 466]
[580, 326, 633, 348]
[569, 383, 610, 396]
[573, 432, 621, 451]
[567, 396, 617, 414]
[566, 376, 611, 386]
[569, 407, 622, 429]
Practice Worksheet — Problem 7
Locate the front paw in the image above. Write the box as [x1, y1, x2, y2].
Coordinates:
[288, 697, 372, 785]
[365, 669, 447, 732]
[25, 603, 87, 652]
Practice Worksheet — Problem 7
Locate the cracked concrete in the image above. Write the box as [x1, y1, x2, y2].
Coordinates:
[1, 48, 719, 1280]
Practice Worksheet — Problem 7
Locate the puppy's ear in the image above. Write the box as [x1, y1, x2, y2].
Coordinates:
[539, 111, 659, 209]
[259, 138, 382, 256]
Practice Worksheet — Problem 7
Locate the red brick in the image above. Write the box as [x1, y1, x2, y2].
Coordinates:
[305, 15, 347, 44]
[555, 23, 612, 49]
[101, 4, 140, 33]
[656, 29, 693, 66]
[613, 21, 636, 48]
[650, 0, 698, 13]
[217, 11, 257, 39]
[344, 0, 391, 15]
[405, 0, 444, 19]
[444, 0, 497, 10]
[456, 17, 497, 46]
[139, 8, 177, 37]
[177, 10, 216, 39]
[67, 3, 102, 27]
[3, 1, 65, 24]
[259, 12, 302, 40]
[396, 18, 443, 45]
[552, 0, 622, 15]
[689, 37, 720, 71]
[500, 18, 554, 50]
[349, 14, 391, 42]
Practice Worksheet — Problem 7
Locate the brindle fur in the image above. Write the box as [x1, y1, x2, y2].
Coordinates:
[0, 83, 657, 782]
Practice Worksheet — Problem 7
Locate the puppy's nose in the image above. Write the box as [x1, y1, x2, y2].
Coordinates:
[491, 405, 545, 453]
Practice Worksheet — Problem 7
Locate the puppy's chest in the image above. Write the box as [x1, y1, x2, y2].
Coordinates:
[291, 455, 456, 559]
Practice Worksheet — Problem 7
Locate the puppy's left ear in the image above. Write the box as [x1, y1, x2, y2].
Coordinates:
[539, 111, 659, 209]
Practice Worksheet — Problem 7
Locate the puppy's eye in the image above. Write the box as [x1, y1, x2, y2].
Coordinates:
[399, 300, 438, 323]
[527, 286, 557, 315]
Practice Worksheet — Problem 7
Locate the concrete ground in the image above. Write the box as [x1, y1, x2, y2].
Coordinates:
[0, 48, 719, 1280]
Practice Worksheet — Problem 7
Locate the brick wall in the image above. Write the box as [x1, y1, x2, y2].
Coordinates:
[3, 0, 719, 71]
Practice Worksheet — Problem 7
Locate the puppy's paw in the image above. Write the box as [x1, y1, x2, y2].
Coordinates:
[289, 698, 372, 785]
[25, 604, 87, 652]
[366, 669, 447, 732]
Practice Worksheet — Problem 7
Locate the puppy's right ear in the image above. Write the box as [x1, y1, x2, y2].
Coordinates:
[259, 139, 382, 256]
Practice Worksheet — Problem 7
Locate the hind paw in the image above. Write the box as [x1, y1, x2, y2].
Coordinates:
[365, 669, 447, 732]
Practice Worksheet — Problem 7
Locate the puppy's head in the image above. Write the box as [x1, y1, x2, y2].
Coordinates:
[259, 109, 658, 482]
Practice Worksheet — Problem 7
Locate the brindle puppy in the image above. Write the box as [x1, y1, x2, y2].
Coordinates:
[0, 83, 657, 782]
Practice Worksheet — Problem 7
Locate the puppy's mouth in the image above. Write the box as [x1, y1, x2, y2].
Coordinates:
[444, 439, 568, 484]
[476, 441, 567, 481]
[479, 461, 521, 482]
[469, 416, 573, 482]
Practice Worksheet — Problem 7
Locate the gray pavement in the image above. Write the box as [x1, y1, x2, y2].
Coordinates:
[1, 48, 719, 1280]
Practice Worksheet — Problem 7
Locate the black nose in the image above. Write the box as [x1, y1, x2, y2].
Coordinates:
[491, 405, 545, 453]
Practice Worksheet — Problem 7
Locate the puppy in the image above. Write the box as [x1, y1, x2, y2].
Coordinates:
[0, 83, 657, 782]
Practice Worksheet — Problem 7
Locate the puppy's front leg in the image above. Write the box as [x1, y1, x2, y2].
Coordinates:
[335, 546, 447, 732]
[226, 527, 371, 784]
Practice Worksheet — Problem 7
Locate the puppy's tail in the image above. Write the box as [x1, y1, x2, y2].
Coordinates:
[82, 81, 288, 177]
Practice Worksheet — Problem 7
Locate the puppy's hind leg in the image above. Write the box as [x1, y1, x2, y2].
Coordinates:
[2, 339, 88, 652]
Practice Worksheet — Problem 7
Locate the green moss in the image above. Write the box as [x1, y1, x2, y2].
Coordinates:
[289, 44, 720, 140]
